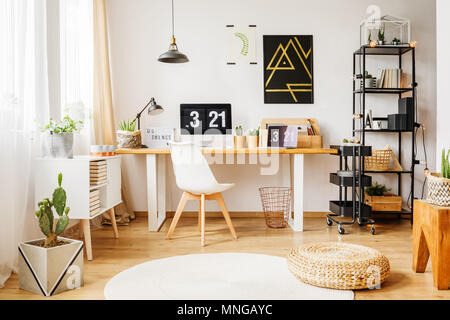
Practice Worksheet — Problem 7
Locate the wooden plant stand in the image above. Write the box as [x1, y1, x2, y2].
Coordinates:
[412, 200, 450, 290]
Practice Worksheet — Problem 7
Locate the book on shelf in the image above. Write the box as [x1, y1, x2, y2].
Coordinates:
[90, 207, 101, 217]
[90, 202, 100, 211]
[90, 172, 107, 178]
[90, 160, 106, 166]
[89, 189, 100, 197]
[89, 197, 100, 205]
[377, 68, 403, 88]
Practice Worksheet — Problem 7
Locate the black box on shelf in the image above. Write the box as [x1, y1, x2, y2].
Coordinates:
[388, 114, 410, 131]
[398, 97, 414, 130]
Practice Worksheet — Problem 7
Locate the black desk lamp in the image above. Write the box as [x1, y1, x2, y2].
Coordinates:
[134, 97, 164, 131]
[133, 98, 164, 148]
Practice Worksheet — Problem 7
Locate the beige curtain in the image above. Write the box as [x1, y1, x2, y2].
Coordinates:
[93, 0, 134, 225]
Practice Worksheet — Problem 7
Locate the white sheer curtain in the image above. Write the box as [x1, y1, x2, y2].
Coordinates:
[0, 0, 49, 287]
[60, 0, 93, 155]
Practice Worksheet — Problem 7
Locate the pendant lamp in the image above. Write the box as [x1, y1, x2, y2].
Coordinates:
[158, 0, 189, 63]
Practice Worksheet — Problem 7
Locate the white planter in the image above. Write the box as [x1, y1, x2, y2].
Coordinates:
[18, 237, 84, 296]
[41, 132, 74, 158]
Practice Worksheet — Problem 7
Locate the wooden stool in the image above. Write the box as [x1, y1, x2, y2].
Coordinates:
[412, 200, 450, 290]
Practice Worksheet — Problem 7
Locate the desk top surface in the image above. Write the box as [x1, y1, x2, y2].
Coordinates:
[116, 148, 338, 155]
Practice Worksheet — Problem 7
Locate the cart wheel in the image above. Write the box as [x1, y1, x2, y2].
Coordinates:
[338, 226, 345, 235]
[326, 217, 333, 226]
[371, 226, 376, 235]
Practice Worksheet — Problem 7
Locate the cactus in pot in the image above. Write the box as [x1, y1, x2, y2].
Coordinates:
[35, 173, 70, 248]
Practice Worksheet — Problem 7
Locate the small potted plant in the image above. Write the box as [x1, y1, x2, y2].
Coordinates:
[342, 137, 361, 146]
[364, 71, 376, 89]
[19, 173, 83, 296]
[365, 182, 402, 212]
[117, 119, 142, 149]
[247, 127, 260, 149]
[426, 149, 450, 206]
[234, 125, 245, 149]
[41, 115, 83, 159]
[392, 37, 401, 46]
[377, 25, 385, 45]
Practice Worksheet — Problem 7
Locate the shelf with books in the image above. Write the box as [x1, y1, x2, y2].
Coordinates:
[352, 45, 416, 224]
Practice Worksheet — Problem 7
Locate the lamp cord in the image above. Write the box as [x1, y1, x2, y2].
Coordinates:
[172, 0, 175, 38]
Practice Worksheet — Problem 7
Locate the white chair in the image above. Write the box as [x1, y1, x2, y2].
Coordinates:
[167, 142, 237, 246]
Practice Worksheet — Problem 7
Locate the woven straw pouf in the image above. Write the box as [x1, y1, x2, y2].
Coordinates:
[287, 242, 390, 290]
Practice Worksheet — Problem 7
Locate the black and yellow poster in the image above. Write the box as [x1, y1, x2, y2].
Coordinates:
[263, 35, 313, 104]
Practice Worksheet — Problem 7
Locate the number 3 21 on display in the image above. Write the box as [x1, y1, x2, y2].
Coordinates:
[180, 104, 232, 135]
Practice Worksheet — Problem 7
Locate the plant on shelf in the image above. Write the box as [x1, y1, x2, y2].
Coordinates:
[41, 115, 84, 134]
[35, 173, 70, 248]
[342, 137, 360, 145]
[377, 25, 385, 45]
[119, 119, 137, 132]
[367, 31, 372, 44]
[117, 118, 142, 149]
[40, 115, 84, 158]
[392, 37, 401, 46]
[365, 182, 391, 197]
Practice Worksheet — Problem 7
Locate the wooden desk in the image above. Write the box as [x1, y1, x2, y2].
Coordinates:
[412, 200, 450, 290]
[117, 148, 337, 232]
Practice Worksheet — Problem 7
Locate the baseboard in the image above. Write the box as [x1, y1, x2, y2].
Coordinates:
[134, 211, 329, 218]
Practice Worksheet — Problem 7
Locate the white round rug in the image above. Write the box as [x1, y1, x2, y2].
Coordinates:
[104, 253, 354, 300]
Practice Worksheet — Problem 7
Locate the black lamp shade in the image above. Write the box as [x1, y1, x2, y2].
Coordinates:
[148, 100, 164, 115]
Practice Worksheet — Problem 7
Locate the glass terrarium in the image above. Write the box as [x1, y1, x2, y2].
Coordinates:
[360, 15, 411, 46]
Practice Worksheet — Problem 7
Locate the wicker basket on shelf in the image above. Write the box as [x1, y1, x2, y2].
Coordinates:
[365, 147, 402, 171]
[426, 173, 450, 206]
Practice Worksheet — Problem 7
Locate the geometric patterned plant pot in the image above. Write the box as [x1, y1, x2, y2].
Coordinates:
[18, 237, 83, 296]
[427, 173, 450, 206]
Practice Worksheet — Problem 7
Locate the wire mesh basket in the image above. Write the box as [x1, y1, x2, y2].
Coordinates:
[259, 187, 292, 228]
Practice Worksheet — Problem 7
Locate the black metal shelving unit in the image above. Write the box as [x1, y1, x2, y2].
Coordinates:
[352, 45, 418, 222]
[327, 145, 375, 235]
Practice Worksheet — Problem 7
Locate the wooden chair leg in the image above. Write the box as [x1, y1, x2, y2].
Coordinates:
[109, 208, 119, 239]
[81, 219, 93, 261]
[201, 194, 206, 246]
[166, 192, 189, 239]
[216, 193, 237, 239]
[198, 200, 202, 232]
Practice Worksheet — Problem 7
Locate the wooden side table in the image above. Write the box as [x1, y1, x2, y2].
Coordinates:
[412, 200, 450, 290]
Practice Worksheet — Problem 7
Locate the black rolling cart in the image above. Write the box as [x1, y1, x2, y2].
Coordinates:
[327, 145, 376, 235]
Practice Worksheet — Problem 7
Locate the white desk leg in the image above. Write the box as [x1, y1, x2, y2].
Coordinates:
[289, 154, 304, 232]
[146, 154, 167, 232]
[157, 154, 166, 229]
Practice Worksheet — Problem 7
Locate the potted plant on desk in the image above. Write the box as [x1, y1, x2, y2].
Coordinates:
[18, 173, 83, 296]
[117, 119, 142, 149]
[247, 127, 260, 149]
[234, 125, 245, 149]
[41, 115, 83, 159]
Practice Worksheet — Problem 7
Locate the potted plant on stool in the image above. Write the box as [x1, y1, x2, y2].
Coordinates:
[234, 125, 245, 149]
[18, 173, 83, 296]
[426, 149, 450, 206]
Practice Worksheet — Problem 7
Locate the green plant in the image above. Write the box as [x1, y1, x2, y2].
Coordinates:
[41, 115, 83, 133]
[247, 126, 260, 136]
[441, 149, 450, 179]
[367, 32, 371, 43]
[378, 25, 385, 42]
[119, 119, 137, 132]
[35, 173, 70, 248]
[365, 71, 373, 79]
[365, 182, 391, 197]
[235, 125, 244, 136]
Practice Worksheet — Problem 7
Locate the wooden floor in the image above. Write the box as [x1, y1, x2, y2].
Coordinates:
[1, 215, 449, 300]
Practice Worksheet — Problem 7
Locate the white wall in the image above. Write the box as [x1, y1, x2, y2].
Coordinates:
[436, 0, 450, 171]
[107, 0, 436, 212]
